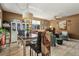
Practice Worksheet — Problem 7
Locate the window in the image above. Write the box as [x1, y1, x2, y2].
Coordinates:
[32, 20, 40, 30]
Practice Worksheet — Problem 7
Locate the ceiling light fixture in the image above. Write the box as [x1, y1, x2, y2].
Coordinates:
[16, 3, 33, 20]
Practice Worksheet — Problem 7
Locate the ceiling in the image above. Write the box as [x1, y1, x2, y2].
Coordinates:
[1, 3, 79, 20]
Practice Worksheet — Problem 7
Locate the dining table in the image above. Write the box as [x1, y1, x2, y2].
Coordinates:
[18, 33, 38, 56]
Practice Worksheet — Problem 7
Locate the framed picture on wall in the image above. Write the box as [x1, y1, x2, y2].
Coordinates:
[59, 20, 67, 30]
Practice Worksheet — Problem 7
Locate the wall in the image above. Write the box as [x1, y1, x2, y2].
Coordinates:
[0, 10, 2, 18]
[0, 10, 2, 19]
[60, 15, 79, 39]
[2, 11, 22, 21]
[2, 11, 50, 30]
[2, 10, 79, 39]
[0, 5, 2, 28]
[50, 14, 79, 39]
[66, 14, 79, 39]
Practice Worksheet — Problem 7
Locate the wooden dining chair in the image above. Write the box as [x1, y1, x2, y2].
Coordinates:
[30, 32, 42, 56]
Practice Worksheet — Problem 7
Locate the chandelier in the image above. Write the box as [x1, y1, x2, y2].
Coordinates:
[16, 3, 33, 21]
[16, 3, 29, 13]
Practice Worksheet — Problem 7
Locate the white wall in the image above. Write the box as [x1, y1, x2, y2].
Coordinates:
[0, 9, 2, 28]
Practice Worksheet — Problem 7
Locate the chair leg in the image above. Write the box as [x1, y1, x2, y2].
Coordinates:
[30, 47, 31, 56]
[35, 52, 37, 56]
[31, 49, 33, 56]
[30, 48, 34, 56]
[37, 53, 38, 56]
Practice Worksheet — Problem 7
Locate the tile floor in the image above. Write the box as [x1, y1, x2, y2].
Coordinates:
[0, 39, 79, 56]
